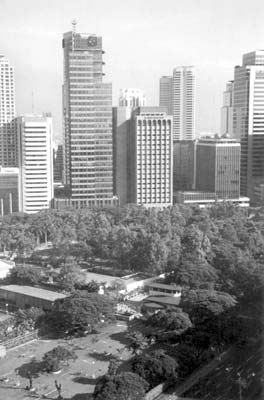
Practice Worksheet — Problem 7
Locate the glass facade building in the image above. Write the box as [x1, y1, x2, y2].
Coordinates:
[233, 50, 264, 198]
[62, 29, 113, 207]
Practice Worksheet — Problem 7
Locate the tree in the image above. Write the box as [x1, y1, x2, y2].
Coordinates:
[6, 264, 43, 286]
[146, 308, 192, 340]
[181, 289, 237, 324]
[93, 372, 149, 400]
[43, 346, 77, 372]
[14, 307, 45, 332]
[48, 291, 115, 336]
[55, 257, 87, 291]
[126, 331, 148, 355]
[132, 350, 178, 389]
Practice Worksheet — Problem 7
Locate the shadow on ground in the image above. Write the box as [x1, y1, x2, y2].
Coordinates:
[87, 351, 116, 362]
[15, 358, 45, 378]
[72, 376, 98, 385]
[109, 331, 130, 346]
[65, 393, 93, 399]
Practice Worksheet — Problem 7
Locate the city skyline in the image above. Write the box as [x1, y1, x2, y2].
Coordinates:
[2, 0, 264, 140]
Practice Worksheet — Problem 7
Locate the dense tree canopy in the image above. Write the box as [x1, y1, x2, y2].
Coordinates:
[93, 372, 149, 400]
[0, 203, 263, 300]
[47, 291, 116, 336]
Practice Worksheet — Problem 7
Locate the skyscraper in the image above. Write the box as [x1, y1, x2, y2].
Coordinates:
[17, 114, 54, 214]
[0, 55, 17, 167]
[173, 140, 196, 192]
[233, 50, 264, 198]
[128, 107, 173, 207]
[159, 67, 196, 140]
[113, 88, 146, 206]
[62, 24, 114, 207]
[119, 88, 146, 107]
[159, 76, 173, 115]
[220, 81, 234, 136]
[196, 137, 240, 199]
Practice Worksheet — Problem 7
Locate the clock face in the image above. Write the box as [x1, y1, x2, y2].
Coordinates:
[87, 36, 97, 47]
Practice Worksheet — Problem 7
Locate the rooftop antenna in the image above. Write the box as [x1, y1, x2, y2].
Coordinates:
[72, 19, 77, 51]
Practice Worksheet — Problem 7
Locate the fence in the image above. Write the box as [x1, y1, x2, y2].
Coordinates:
[0, 330, 38, 350]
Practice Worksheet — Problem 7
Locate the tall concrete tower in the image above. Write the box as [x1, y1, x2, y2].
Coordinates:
[62, 23, 114, 208]
[159, 67, 196, 140]
[0, 55, 17, 167]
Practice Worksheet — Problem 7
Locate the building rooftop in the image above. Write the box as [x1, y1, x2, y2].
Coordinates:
[0, 285, 67, 301]
[144, 296, 181, 306]
[149, 282, 182, 291]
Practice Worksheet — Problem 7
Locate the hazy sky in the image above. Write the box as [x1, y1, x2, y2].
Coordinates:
[1, 0, 264, 141]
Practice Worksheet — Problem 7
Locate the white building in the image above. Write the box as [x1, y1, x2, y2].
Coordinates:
[119, 88, 146, 108]
[0, 55, 17, 167]
[17, 114, 53, 213]
[233, 50, 264, 198]
[128, 107, 173, 207]
[159, 67, 196, 140]
[220, 81, 234, 136]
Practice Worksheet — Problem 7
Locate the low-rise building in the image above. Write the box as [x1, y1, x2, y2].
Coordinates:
[0, 285, 67, 310]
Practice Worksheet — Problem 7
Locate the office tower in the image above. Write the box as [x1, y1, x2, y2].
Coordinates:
[0, 167, 19, 215]
[62, 25, 114, 208]
[159, 67, 196, 140]
[173, 140, 196, 192]
[119, 88, 146, 107]
[220, 81, 234, 136]
[172, 66, 196, 140]
[0, 56, 17, 167]
[112, 107, 131, 206]
[159, 76, 173, 116]
[54, 144, 64, 183]
[196, 137, 240, 199]
[128, 107, 173, 207]
[233, 50, 264, 198]
[17, 114, 53, 214]
[113, 88, 146, 206]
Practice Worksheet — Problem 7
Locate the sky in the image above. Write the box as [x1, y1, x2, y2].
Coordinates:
[1, 0, 264, 141]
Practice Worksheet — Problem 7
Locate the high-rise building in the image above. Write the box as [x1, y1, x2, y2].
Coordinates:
[53, 144, 64, 184]
[196, 137, 240, 199]
[113, 88, 146, 206]
[173, 140, 196, 192]
[172, 66, 196, 140]
[159, 76, 173, 116]
[128, 107, 173, 207]
[0, 167, 19, 215]
[17, 114, 54, 214]
[0, 55, 17, 167]
[220, 81, 234, 136]
[119, 88, 146, 107]
[112, 106, 131, 206]
[233, 50, 264, 198]
[62, 25, 114, 208]
[160, 67, 196, 140]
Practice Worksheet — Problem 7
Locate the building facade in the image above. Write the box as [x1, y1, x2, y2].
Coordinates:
[17, 114, 54, 214]
[220, 81, 234, 136]
[119, 88, 146, 107]
[53, 144, 64, 183]
[233, 50, 264, 198]
[196, 137, 241, 199]
[0, 167, 19, 215]
[0, 55, 17, 167]
[62, 26, 113, 208]
[159, 76, 173, 116]
[128, 107, 173, 207]
[173, 140, 196, 192]
[172, 66, 196, 140]
[159, 67, 196, 140]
